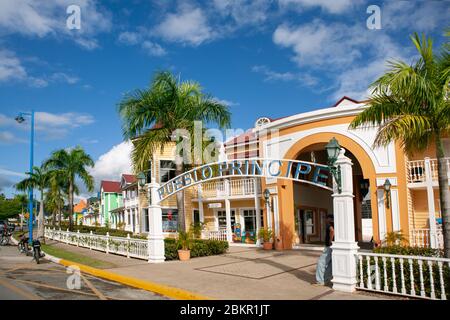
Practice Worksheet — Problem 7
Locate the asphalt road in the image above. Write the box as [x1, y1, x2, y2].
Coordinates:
[0, 244, 170, 300]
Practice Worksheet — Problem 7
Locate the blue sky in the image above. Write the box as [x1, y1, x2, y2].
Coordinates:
[0, 0, 448, 199]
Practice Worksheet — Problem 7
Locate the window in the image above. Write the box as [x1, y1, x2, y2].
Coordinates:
[160, 160, 176, 183]
[193, 210, 200, 224]
[143, 209, 149, 232]
[162, 209, 178, 232]
[243, 209, 257, 233]
[146, 161, 152, 183]
[217, 210, 236, 231]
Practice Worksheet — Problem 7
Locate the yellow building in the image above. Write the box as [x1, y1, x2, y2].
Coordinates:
[139, 97, 449, 250]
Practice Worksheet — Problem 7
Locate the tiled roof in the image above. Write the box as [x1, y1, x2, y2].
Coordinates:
[101, 180, 121, 193]
[122, 174, 137, 184]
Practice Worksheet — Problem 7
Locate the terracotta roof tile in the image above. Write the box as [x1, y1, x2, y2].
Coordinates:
[101, 180, 121, 193]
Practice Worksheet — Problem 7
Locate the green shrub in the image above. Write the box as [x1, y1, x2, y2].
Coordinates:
[164, 238, 228, 260]
[374, 245, 443, 257]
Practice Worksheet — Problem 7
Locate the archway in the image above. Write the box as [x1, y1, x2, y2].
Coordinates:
[277, 132, 378, 249]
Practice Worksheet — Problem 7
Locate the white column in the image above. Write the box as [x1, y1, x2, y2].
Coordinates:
[135, 207, 140, 233]
[254, 178, 261, 246]
[147, 178, 165, 263]
[224, 179, 233, 243]
[198, 184, 205, 223]
[424, 157, 437, 248]
[273, 195, 280, 237]
[331, 148, 359, 293]
[130, 208, 135, 233]
[266, 193, 273, 230]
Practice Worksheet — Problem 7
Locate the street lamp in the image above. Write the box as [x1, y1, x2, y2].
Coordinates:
[325, 137, 342, 193]
[137, 172, 146, 189]
[15, 110, 35, 245]
[383, 179, 392, 209]
[263, 188, 271, 209]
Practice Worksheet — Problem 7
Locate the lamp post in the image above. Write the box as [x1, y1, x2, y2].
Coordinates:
[15, 110, 35, 245]
[325, 137, 342, 193]
[383, 178, 391, 209]
[263, 188, 271, 209]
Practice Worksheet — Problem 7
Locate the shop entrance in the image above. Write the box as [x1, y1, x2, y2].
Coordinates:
[293, 143, 373, 245]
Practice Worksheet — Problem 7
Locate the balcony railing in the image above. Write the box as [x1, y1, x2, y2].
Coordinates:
[407, 157, 450, 184]
[410, 228, 444, 249]
[195, 178, 261, 199]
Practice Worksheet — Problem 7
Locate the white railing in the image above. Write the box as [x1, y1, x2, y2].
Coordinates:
[407, 157, 450, 184]
[356, 252, 450, 300]
[410, 228, 444, 249]
[203, 230, 228, 241]
[196, 178, 260, 199]
[44, 227, 148, 260]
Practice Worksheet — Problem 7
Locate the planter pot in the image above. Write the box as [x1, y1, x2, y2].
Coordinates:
[178, 249, 191, 261]
[274, 237, 283, 251]
[263, 242, 273, 250]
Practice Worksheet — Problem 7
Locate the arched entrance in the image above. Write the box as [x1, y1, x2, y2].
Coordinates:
[277, 132, 378, 250]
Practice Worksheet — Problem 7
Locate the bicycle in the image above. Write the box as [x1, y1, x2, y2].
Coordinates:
[0, 229, 11, 246]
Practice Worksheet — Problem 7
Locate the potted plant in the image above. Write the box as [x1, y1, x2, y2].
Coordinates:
[177, 230, 193, 261]
[258, 227, 273, 250]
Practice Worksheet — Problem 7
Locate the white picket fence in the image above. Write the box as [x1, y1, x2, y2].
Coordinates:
[202, 230, 228, 241]
[45, 227, 149, 260]
[356, 252, 450, 300]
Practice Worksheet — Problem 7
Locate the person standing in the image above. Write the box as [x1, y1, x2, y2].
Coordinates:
[315, 214, 334, 285]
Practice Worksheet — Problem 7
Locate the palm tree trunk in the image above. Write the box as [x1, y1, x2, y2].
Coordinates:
[68, 181, 74, 231]
[175, 163, 186, 232]
[436, 135, 450, 258]
[37, 190, 45, 240]
[52, 210, 56, 227]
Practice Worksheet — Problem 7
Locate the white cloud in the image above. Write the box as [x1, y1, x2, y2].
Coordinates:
[213, 98, 240, 107]
[278, 0, 360, 14]
[0, 0, 112, 50]
[212, 0, 272, 26]
[0, 49, 79, 87]
[50, 72, 79, 84]
[89, 141, 133, 189]
[0, 168, 27, 178]
[273, 20, 370, 70]
[155, 5, 214, 46]
[0, 49, 27, 83]
[252, 65, 318, 87]
[0, 111, 95, 139]
[118, 31, 141, 45]
[141, 41, 167, 57]
[0, 131, 26, 144]
[34, 112, 95, 129]
[382, 1, 450, 32]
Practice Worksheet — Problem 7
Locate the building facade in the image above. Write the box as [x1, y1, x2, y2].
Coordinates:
[100, 180, 123, 228]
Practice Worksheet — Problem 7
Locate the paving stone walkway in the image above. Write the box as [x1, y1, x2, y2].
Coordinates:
[44, 240, 394, 300]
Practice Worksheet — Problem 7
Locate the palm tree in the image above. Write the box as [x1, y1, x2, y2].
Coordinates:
[119, 71, 231, 232]
[16, 165, 50, 239]
[350, 33, 450, 257]
[44, 146, 94, 230]
[45, 170, 66, 228]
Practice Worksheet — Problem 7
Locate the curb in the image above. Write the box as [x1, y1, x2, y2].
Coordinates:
[12, 234, 210, 300]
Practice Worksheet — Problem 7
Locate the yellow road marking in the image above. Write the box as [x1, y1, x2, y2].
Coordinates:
[0, 277, 41, 300]
[58, 259, 211, 300]
[80, 274, 107, 300]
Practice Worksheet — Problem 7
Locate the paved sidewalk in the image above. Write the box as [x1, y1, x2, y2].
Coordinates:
[44, 240, 391, 300]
